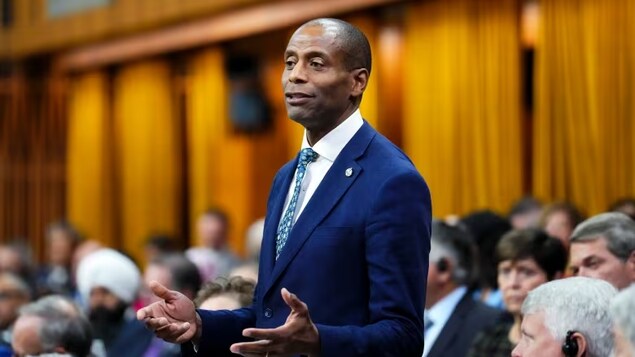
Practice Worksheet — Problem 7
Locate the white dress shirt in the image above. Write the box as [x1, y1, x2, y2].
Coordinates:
[279, 109, 364, 227]
[423, 286, 468, 357]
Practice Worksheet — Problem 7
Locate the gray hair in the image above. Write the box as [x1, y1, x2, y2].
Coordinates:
[610, 284, 635, 354]
[521, 277, 617, 357]
[570, 212, 635, 261]
[19, 295, 93, 357]
[429, 220, 476, 285]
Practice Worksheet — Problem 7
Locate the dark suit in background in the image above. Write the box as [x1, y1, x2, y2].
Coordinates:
[426, 294, 506, 357]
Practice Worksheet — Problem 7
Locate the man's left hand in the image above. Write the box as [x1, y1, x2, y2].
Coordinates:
[230, 288, 320, 357]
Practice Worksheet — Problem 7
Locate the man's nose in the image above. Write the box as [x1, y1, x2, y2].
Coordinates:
[288, 63, 307, 83]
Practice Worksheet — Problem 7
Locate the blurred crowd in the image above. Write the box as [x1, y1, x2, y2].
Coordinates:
[1, 197, 635, 356]
[0, 209, 260, 357]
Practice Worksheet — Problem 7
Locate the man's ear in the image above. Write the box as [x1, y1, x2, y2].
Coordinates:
[435, 258, 453, 284]
[626, 251, 635, 279]
[572, 332, 587, 357]
[350, 68, 369, 98]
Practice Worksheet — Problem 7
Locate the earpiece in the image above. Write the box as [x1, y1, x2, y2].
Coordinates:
[436, 258, 449, 272]
[562, 330, 579, 357]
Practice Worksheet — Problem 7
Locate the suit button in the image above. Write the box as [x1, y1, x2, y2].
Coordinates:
[264, 308, 273, 318]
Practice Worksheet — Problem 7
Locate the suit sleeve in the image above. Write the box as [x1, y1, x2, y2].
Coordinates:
[180, 306, 256, 356]
[316, 170, 432, 356]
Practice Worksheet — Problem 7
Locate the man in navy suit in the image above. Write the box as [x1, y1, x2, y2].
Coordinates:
[138, 18, 432, 357]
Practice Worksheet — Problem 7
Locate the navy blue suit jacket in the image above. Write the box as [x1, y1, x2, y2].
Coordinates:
[189, 122, 432, 356]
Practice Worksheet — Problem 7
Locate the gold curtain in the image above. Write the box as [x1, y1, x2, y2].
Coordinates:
[67, 71, 116, 247]
[533, 0, 635, 214]
[403, 0, 523, 217]
[186, 48, 253, 254]
[114, 60, 181, 265]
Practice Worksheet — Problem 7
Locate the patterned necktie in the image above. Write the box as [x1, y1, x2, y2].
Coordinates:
[275, 148, 319, 259]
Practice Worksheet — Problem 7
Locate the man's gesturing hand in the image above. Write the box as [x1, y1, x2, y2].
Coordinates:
[230, 288, 320, 357]
[136, 280, 202, 344]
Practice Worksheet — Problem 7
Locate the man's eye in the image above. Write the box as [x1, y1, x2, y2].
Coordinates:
[586, 260, 599, 268]
[285, 60, 296, 69]
[310, 61, 324, 68]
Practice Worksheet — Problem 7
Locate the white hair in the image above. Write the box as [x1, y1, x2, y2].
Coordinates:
[521, 277, 617, 357]
[610, 284, 635, 354]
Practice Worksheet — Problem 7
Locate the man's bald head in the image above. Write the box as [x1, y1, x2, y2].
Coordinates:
[297, 18, 372, 75]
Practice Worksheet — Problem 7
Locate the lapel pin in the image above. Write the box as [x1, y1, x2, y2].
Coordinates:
[345, 168, 354, 177]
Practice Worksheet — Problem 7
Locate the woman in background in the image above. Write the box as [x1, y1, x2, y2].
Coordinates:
[468, 228, 567, 357]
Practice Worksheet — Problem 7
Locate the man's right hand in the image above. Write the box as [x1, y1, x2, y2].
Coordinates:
[136, 281, 202, 344]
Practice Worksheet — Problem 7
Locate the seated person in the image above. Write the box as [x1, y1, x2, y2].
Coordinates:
[608, 197, 635, 221]
[508, 197, 543, 230]
[469, 229, 567, 357]
[609, 284, 635, 357]
[12, 295, 92, 357]
[0, 272, 31, 356]
[194, 276, 255, 311]
[460, 210, 511, 310]
[540, 202, 584, 250]
[511, 277, 616, 357]
[141, 253, 201, 357]
[76, 249, 153, 357]
[37, 220, 82, 297]
[186, 209, 240, 282]
[569, 212, 635, 290]
[424, 220, 505, 357]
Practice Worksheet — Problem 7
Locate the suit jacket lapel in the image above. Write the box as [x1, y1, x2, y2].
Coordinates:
[428, 293, 474, 357]
[263, 122, 376, 297]
[260, 160, 297, 284]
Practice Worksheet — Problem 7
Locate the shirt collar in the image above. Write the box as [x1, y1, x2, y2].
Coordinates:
[300, 109, 364, 162]
[426, 286, 468, 325]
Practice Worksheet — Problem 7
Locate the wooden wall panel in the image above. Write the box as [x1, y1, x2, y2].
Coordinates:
[0, 70, 67, 263]
[2, 0, 264, 57]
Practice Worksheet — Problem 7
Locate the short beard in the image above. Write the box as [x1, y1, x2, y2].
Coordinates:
[89, 302, 128, 347]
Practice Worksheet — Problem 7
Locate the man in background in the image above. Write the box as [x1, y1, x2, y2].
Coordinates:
[424, 220, 503, 357]
[37, 220, 82, 296]
[141, 254, 201, 357]
[511, 277, 615, 357]
[508, 197, 543, 230]
[11, 295, 92, 357]
[0, 272, 31, 355]
[77, 249, 153, 357]
[186, 209, 240, 282]
[569, 212, 635, 290]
